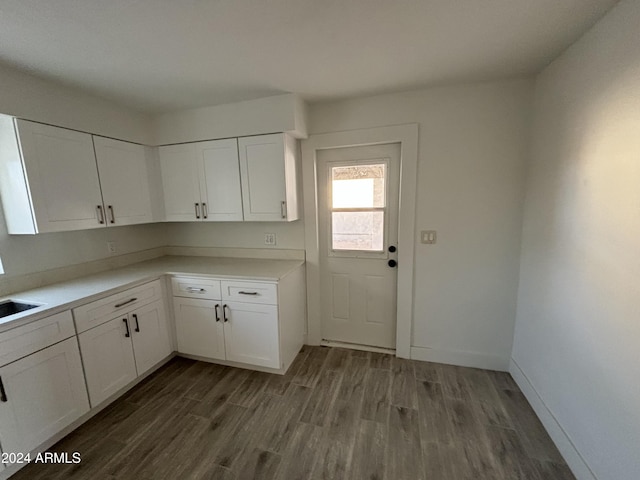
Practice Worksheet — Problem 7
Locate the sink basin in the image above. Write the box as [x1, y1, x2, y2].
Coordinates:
[0, 300, 40, 318]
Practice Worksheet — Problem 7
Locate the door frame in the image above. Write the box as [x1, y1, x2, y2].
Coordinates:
[302, 124, 419, 358]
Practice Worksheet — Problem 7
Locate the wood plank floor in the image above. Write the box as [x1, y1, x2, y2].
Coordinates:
[12, 346, 575, 480]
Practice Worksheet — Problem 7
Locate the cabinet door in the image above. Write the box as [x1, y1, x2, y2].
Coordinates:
[223, 302, 279, 368]
[238, 133, 298, 222]
[159, 143, 201, 221]
[130, 300, 171, 376]
[0, 337, 89, 458]
[196, 139, 244, 221]
[93, 136, 152, 226]
[174, 298, 225, 360]
[15, 119, 105, 232]
[78, 316, 137, 407]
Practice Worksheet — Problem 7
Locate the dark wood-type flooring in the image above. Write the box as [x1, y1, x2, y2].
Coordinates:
[13, 346, 575, 479]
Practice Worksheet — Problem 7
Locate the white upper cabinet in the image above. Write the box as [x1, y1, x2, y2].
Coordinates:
[0, 119, 105, 233]
[196, 139, 244, 221]
[0, 117, 158, 234]
[159, 139, 243, 222]
[238, 133, 299, 222]
[159, 143, 201, 222]
[93, 136, 153, 226]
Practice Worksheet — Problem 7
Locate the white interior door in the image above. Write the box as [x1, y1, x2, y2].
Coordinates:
[318, 143, 400, 349]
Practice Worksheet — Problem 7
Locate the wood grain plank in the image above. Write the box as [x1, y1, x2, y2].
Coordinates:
[390, 357, 418, 409]
[256, 384, 311, 454]
[412, 359, 441, 382]
[498, 389, 564, 463]
[369, 352, 392, 370]
[361, 368, 390, 423]
[236, 448, 282, 480]
[416, 380, 453, 444]
[276, 422, 323, 480]
[228, 370, 270, 408]
[387, 406, 424, 480]
[299, 369, 342, 426]
[350, 420, 386, 480]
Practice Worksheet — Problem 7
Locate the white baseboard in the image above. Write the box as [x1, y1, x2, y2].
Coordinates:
[410, 345, 509, 371]
[509, 358, 597, 480]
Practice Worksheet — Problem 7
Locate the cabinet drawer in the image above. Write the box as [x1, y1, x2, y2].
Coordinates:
[0, 310, 75, 367]
[221, 281, 277, 305]
[73, 280, 162, 334]
[172, 276, 221, 300]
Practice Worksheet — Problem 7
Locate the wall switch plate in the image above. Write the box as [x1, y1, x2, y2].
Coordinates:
[264, 233, 276, 245]
[421, 230, 437, 244]
[107, 241, 117, 254]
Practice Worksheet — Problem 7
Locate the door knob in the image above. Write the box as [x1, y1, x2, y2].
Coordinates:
[388, 259, 397, 268]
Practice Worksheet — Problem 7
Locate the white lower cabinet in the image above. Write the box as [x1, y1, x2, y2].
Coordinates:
[0, 337, 89, 458]
[223, 302, 279, 368]
[173, 272, 305, 373]
[79, 299, 170, 407]
[129, 301, 172, 376]
[78, 316, 138, 407]
[174, 298, 225, 360]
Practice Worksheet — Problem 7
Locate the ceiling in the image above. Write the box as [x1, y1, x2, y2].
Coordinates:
[0, 0, 619, 113]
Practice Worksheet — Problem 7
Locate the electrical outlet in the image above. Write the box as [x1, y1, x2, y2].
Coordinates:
[107, 241, 117, 254]
[421, 230, 437, 244]
[264, 233, 276, 245]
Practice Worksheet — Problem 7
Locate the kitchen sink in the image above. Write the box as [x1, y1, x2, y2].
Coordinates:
[0, 300, 40, 318]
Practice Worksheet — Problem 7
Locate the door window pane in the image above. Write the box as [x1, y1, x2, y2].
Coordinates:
[332, 211, 384, 251]
[331, 164, 385, 208]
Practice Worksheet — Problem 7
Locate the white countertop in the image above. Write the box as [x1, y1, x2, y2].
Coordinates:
[0, 256, 304, 333]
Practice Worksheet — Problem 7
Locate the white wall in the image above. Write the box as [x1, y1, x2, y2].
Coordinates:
[0, 63, 153, 144]
[0, 63, 164, 281]
[164, 221, 305, 251]
[152, 93, 307, 145]
[309, 79, 533, 369]
[512, 1, 640, 479]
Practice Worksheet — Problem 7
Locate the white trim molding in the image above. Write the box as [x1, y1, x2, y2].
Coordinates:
[301, 124, 419, 358]
[509, 358, 598, 480]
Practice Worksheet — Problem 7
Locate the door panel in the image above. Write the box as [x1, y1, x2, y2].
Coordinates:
[174, 298, 225, 360]
[318, 143, 400, 349]
[0, 338, 89, 457]
[93, 137, 152, 226]
[78, 316, 137, 407]
[15, 120, 104, 232]
[238, 134, 287, 221]
[197, 139, 244, 221]
[159, 143, 201, 221]
[130, 300, 171, 376]
[223, 302, 279, 368]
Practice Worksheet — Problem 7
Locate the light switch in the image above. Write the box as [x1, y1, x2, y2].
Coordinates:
[421, 230, 437, 244]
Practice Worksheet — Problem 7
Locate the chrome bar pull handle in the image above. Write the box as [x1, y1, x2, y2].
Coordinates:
[202, 202, 208, 219]
[281, 201, 286, 219]
[195, 203, 201, 219]
[108, 205, 115, 224]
